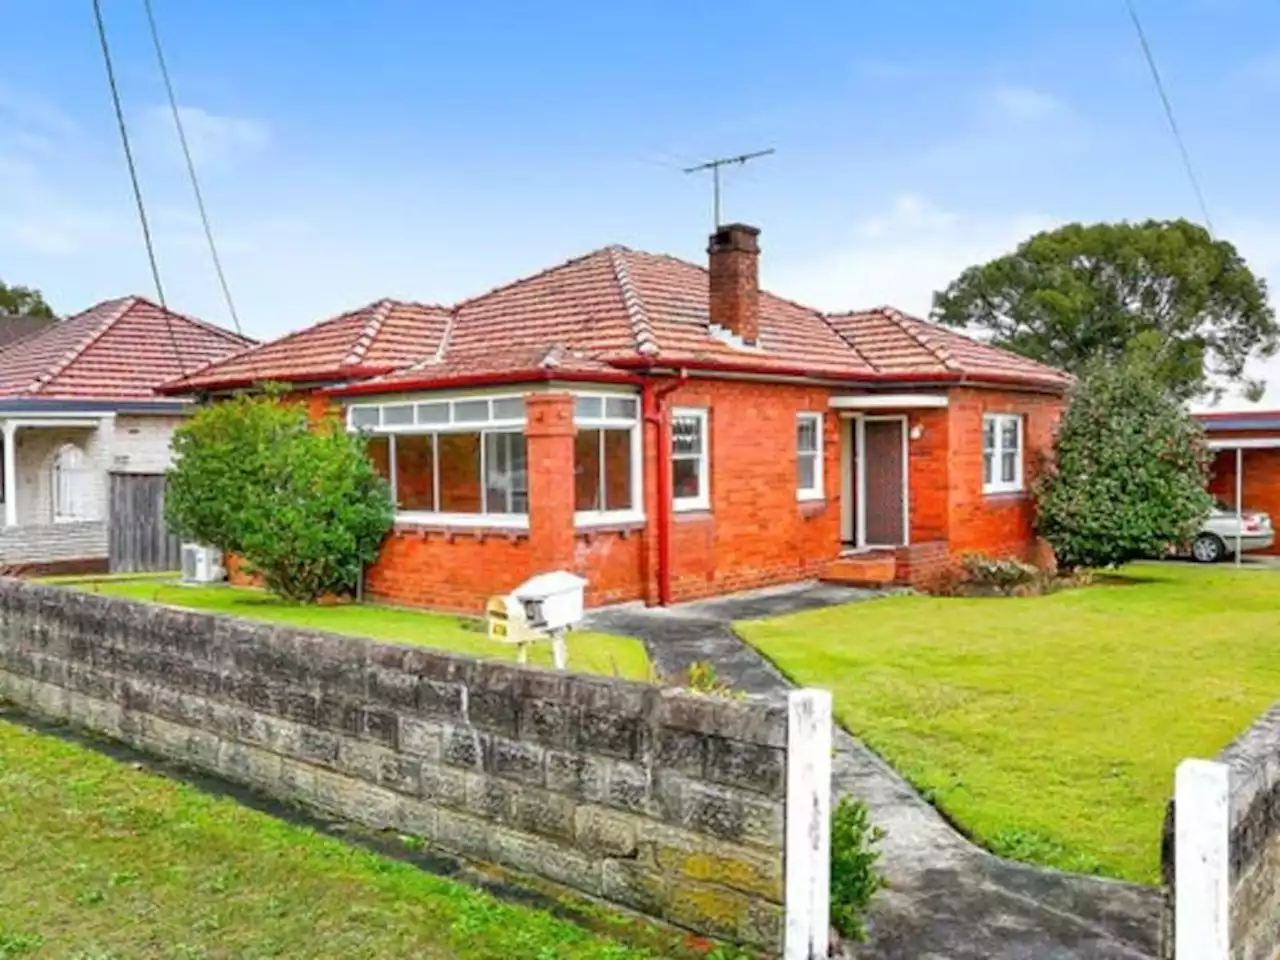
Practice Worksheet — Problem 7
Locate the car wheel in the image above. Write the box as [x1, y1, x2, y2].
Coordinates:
[1191, 533, 1226, 563]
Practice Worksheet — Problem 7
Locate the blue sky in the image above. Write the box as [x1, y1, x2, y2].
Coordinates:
[3, 1, 1280, 404]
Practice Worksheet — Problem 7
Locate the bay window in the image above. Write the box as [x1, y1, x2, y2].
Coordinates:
[982, 413, 1024, 494]
[574, 394, 642, 524]
[351, 396, 528, 526]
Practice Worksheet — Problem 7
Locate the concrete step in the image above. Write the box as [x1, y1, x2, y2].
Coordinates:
[823, 551, 898, 587]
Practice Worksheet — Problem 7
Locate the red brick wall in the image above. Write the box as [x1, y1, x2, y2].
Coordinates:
[906, 407, 951, 544]
[655, 379, 841, 603]
[943, 388, 1064, 561]
[574, 527, 645, 606]
[1207, 433, 1280, 555]
[364, 525, 534, 613]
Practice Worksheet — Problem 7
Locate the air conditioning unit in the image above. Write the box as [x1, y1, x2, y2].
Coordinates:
[180, 544, 225, 585]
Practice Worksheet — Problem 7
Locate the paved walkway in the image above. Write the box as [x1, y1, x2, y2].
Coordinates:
[588, 584, 1162, 960]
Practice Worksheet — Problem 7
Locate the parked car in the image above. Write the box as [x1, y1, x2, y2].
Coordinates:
[1189, 501, 1275, 562]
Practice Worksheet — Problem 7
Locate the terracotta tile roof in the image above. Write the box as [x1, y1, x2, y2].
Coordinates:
[337, 344, 636, 396]
[826, 307, 1071, 390]
[227, 240, 1071, 399]
[0, 315, 55, 351]
[0, 297, 253, 400]
[164, 299, 451, 392]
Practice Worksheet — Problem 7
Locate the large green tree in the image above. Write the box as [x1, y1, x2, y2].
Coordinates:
[166, 393, 393, 602]
[0, 279, 55, 318]
[1033, 355, 1213, 570]
[933, 220, 1277, 402]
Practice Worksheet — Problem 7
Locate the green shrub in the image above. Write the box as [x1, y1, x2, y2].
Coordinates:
[1034, 355, 1213, 570]
[167, 392, 393, 602]
[830, 796, 887, 943]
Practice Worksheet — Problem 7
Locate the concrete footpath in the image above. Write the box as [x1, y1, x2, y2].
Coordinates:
[587, 584, 1162, 960]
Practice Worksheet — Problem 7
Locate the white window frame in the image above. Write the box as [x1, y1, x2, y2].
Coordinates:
[671, 407, 710, 513]
[52, 443, 92, 523]
[573, 392, 645, 528]
[796, 412, 824, 502]
[349, 394, 529, 529]
[982, 413, 1024, 495]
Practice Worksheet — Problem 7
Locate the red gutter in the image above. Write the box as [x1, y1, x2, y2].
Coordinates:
[608, 356, 1070, 393]
[324, 368, 644, 398]
[643, 371, 688, 606]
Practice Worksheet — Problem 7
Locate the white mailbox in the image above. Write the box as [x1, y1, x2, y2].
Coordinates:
[513, 570, 587, 633]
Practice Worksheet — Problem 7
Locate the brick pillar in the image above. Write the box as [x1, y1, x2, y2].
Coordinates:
[525, 392, 576, 572]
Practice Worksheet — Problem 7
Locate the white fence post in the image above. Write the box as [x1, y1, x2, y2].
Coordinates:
[785, 688, 833, 960]
[1176, 758, 1230, 960]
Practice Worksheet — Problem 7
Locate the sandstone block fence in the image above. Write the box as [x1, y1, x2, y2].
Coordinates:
[0, 580, 832, 957]
[1162, 702, 1280, 959]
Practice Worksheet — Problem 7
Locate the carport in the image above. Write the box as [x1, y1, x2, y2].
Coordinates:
[1196, 411, 1280, 560]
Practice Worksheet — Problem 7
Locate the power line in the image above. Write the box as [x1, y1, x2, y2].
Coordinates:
[142, 0, 243, 336]
[1124, 0, 1215, 237]
[91, 0, 188, 372]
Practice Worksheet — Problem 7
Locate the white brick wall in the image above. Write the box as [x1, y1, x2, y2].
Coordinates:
[110, 415, 185, 474]
[0, 520, 107, 566]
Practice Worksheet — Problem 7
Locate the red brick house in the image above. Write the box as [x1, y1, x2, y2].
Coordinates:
[1196, 410, 1280, 555]
[166, 225, 1069, 612]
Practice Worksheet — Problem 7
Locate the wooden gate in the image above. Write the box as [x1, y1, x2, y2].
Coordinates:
[108, 473, 181, 573]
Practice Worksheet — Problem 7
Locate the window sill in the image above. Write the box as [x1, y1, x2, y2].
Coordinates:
[798, 498, 827, 518]
[674, 509, 713, 524]
[392, 513, 529, 540]
[575, 510, 645, 530]
[982, 489, 1027, 503]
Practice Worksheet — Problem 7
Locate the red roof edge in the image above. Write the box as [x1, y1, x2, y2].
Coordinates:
[324, 367, 644, 398]
[607, 356, 1069, 392]
[1195, 409, 1280, 421]
[156, 365, 399, 396]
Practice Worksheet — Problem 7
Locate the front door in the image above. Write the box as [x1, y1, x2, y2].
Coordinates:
[863, 418, 906, 545]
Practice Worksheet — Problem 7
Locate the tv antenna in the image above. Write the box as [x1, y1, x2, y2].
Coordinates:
[683, 148, 775, 227]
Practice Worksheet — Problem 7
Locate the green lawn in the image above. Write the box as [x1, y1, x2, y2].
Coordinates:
[0, 712, 723, 959]
[65, 579, 650, 682]
[736, 562, 1280, 885]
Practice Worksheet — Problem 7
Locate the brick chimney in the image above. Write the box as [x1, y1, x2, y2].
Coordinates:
[707, 223, 760, 346]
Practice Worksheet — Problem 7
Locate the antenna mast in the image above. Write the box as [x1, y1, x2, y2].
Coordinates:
[683, 148, 775, 227]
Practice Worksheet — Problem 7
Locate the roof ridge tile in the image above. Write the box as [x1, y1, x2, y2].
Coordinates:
[877, 306, 963, 373]
[343, 298, 394, 366]
[606, 247, 660, 357]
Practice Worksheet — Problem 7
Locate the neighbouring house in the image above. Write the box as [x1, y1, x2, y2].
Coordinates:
[164, 225, 1069, 612]
[1196, 409, 1280, 555]
[0, 314, 56, 351]
[0, 297, 253, 574]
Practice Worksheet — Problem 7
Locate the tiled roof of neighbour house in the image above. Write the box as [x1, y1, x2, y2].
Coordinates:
[1195, 410, 1280, 432]
[0, 315, 56, 351]
[201, 241, 1072, 400]
[162, 299, 452, 393]
[825, 306, 1072, 391]
[0, 297, 254, 401]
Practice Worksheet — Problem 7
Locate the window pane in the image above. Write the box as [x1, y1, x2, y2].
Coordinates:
[383, 403, 414, 426]
[454, 399, 488, 423]
[798, 454, 816, 492]
[982, 417, 996, 453]
[1001, 450, 1017, 484]
[672, 415, 702, 456]
[575, 396, 603, 420]
[605, 396, 638, 420]
[983, 452, 994, 486]
[492, 397, 525, 420]
[395, 435, 435, 511]
[673, 458, 701, 502]
[438, 432, 482, 513]
[575, 429, 602, 511]
[484, 432, 528, 514]
[417, 402, 448, 425]
[603, 428, 633, 510]
[1001, 418, 1019, 451]
[350, 406, 379, 428]
[365, 436, 391, 483]
[797, 417, 819, 454]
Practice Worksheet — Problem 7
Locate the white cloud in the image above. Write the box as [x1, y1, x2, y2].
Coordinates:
[770, 194, 1055, 317]
[141, 105, 270, 168]
[985, 84, 1062, 123]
